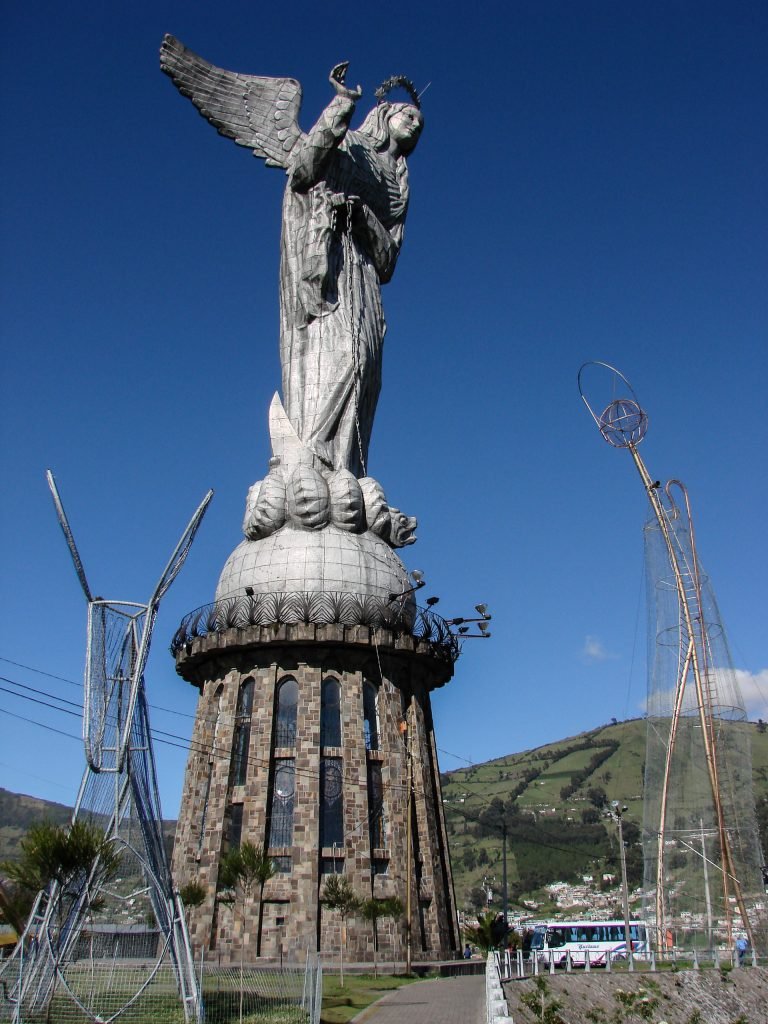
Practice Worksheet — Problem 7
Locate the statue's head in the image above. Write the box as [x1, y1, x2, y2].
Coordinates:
[359, 76, 423, 156]
[359, 101, 424, 155]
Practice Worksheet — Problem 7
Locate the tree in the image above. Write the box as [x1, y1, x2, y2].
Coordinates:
[463, 910, 499, 952]
[463, 847, 477, 872]
[1, 820, 120, 937]
[178, 880, 206, 909]
[217, 842, 276, 1024]
[587, 786, 607, 808]
[217, 842, 276, 957]
[468, 886, 487, 913]
[322, 875, 361, 986]
[359, 896, 403, 977]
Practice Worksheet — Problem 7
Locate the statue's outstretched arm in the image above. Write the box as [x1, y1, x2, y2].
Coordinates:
[288, 63, 361, 191]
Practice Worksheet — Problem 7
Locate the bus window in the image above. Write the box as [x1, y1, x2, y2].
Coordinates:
[546, 929, 566, 948]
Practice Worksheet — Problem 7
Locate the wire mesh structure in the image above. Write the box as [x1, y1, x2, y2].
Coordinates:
[642, 487, 763, 948]
[0, 474, 212, 1023]
[579, 362, 764, 951]
[0, 958, 322, 1024]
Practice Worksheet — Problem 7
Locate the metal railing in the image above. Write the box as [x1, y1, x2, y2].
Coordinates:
[171, 592, 460, 662]
[494, 945, 762, 980]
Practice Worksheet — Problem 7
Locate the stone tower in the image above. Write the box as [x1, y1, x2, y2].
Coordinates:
[161, 38, 461, 962]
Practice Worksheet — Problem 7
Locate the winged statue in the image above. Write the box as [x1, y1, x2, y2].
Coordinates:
[160, 35, 424, 485]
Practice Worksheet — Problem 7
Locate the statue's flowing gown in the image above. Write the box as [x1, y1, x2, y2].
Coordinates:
[279, 95, 408, 477]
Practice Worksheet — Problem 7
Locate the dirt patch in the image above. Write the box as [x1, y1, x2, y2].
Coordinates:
[504, 966, 768, 1023]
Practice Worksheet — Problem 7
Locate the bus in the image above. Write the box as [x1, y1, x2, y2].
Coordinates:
[530, 920, 650, 967]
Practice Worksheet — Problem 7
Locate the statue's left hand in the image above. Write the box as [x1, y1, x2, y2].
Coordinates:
[329, 62, 362, 100]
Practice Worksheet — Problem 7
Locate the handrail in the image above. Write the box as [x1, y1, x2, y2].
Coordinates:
[171, 591, 460, 662]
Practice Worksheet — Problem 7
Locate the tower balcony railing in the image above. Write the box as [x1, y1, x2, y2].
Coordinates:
[171, 591, 460, 662]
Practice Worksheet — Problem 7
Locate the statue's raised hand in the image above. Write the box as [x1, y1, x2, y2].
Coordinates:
[329, 62, 362, 101]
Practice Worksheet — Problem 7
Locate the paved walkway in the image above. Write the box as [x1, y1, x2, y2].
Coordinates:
[351, 973, 486, 1024]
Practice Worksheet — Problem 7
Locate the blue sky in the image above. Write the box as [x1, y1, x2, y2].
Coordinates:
[2, 1, 766, 819]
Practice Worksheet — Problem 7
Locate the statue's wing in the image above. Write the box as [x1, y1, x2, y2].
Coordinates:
[160, 34, 303, 168]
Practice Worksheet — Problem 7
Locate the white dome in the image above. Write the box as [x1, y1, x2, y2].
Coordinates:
[216, 525, 410, 603]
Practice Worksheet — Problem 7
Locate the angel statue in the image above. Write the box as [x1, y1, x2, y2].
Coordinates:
[160, 36, 424, 481]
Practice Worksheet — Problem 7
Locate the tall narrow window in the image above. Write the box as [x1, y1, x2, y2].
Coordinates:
[367, 761, 385, 849]
[275, 677, 299, 747]
[320, 757, 344, 848]
[363, 681, 379, 751]
[268, 759, 295, 848]
[231, 678, 254, 786]
[227, 803, 244, 849]
[198, 684, 224, 856]
[321, 678, 341, 748]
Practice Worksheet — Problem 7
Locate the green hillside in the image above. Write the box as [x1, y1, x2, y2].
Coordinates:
[442, 718, 768, 914]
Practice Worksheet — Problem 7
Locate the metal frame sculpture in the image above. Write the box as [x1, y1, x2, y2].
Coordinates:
[578, 362, 759, 951]
[2, 473, 211, 1023]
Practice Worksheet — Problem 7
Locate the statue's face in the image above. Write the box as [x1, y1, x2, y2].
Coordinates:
[388, 105, 423, 152]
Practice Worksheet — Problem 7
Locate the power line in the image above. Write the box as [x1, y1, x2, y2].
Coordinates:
[0, 655, 195, 720]
[0, 672, 410, 796]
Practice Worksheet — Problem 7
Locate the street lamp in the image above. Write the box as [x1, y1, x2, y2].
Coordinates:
[388, 569, 426, 603]
[447, 604, 492, 638]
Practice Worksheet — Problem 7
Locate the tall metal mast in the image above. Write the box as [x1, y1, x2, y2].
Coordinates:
[2, 473, 212, 1024]
[578, 362, 756, 950]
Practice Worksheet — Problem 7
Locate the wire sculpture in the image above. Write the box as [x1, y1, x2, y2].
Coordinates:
[579, 362, 763, 951]
[1, 473, 212, 1023]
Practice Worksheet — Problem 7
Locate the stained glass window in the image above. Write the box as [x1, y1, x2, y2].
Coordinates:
[275, 677, 298, 747]
[321, 678, 342, 748]
[231, 678, 254, 786]
[227, 803, 243, 849]
[268, 759, 295, 848]
[320, 756, 344, 848]
[363, 681, 379, 751]
[367, 760, 385, 849]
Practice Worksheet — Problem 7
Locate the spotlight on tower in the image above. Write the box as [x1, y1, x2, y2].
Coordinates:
[388, 570, 426, 603]
[426, 596, 440, 607]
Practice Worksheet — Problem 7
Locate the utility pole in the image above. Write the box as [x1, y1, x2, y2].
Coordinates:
[405, 696, 414, 975]
[611, 802, 633, 959]
[700, 820, 713, 950]
[502, 821, 508, 929]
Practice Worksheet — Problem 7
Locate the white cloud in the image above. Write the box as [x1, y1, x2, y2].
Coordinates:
[582, 635, 617, 663]
[638, 667, 768, 720]
[731, 668, 768, 720]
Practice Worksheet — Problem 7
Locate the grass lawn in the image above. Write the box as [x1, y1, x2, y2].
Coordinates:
[320, 972, 423, 1023]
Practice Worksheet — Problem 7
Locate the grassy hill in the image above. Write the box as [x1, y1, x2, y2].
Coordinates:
[0, 788, 72, 864]
[442, 718, 768, 914]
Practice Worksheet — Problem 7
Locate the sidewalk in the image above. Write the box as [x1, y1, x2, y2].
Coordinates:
[351, 973, 486, 1024]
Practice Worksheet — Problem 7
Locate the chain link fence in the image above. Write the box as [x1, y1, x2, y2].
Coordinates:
[0, 953, 322, 1024]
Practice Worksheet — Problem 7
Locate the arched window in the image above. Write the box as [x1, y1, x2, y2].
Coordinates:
[275, 677, 298, 747]
[321, 678, 342, 748]
[363, 681, 379, 751]
[231, 678, 254, 786]
[197, 684, 224, 856]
